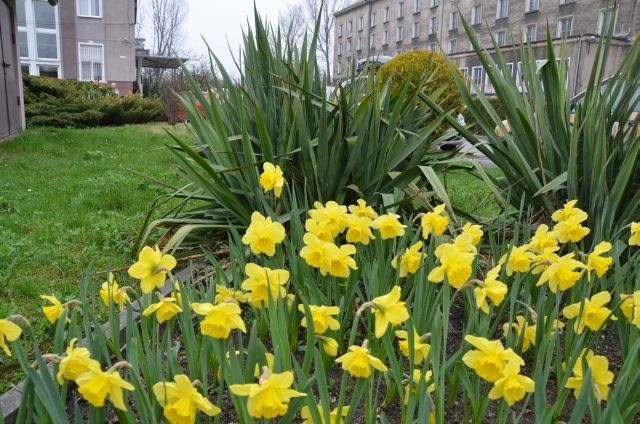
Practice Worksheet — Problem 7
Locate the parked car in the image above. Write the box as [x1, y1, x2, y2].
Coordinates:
[355, 55, 393, 74]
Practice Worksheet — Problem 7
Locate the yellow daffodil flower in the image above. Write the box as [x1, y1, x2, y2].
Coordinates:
[503, 315, 536, 353]
[317, 336, 339, 356]
[536, 252, 585, 293]
[562, 291, 617, 334]
[391, 241, 423, 277]
[301, 404, 349, 424]
[551, 199, 587, 223]
[214, 284, 247, 304]
[461, 222, 484, 246]
[305, 218, 334, 242]
[371, 213, 406, 239]
[553, 214, 591, 243]
[488, 361, 535, 406]
[241, 263, 289, 308]
[403, 369, 435, 405]
[56, 338, 99, 384]
[153, 374, 221, 423]
[344, 215, 375, 245]
[395, 328, 430, 364]
[620, 291, 640, 328]
[192, 302, 246, 339]
[128, 245, 177, 294]
[319, 242, 358, 278]
[76, 362, 135, 411]
[335, 343, 388, 378]
[0, 318, 22, 356]
[143, 297, 182, 323]
[528, 224, 558, 252]
[259, 162, 285, 198]
[371, 286, 410, 338]
[473, 265, 508, 313]
[530, 246, 560, 274]
[241, 211, 286, 256]
[565, 349, 614, 402]
[230, 369, 306, 420]
[500, 245, 536, 276]
[462, 335, 524, 383]
[586, 241, 613, 280]
[630, 222, 640, 246]
[348, 199, 378, 219]
[100, 273, 130, 312]
[420, 204, 449, 239]
[298, 304, 340, 334]
[308, 201, 349, 237]
[300, 232, 332, 268]
[40, 294, 66, 324]
[427, 242, 475, 288]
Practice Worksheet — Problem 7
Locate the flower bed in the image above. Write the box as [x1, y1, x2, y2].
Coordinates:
[1, 163, 639, 423]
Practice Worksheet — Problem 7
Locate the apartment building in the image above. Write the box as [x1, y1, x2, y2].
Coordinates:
[16, 0, 137, 93]
[333, 0, 640, 96]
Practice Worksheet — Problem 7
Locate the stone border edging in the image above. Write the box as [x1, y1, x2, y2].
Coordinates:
[0, 266, 195, 423]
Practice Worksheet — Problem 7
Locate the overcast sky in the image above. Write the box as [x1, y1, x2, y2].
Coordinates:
[140, 0, 297, 75]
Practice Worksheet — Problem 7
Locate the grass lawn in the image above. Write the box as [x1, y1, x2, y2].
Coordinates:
[441, 167, 505, 219]
[0, 123, 186, 391]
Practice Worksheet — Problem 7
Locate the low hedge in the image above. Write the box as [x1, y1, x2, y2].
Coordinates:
[23, 75, 164, 128]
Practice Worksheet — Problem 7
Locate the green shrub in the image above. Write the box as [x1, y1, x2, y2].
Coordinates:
[376, 50, 464, 137]
[23, 75, 163, 128]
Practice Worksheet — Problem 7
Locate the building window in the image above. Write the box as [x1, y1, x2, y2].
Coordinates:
[412, 21, 420, 38]
[471, 5, 482, 25]
[496, 0, 508, 19]
[557, 16, 573, 38]
[429, 42, 437, 51]
[78, 0, 101, 18]
[525, 0, 539, 13]
[471, 66, 483, 93]
[496, 30, 506, 46]
[384, 6, 390, 22]
[18, 30, 29, 58]
[449, 38, 457, 53]
[36, 33, 57, 59]
[347, 39, 352, 54]
[338, 23, 343, 37]
[429, 16, 438, 34]
[459, 67, 468, 85]
[337, 61, 342, 75]
[337, 43, 342, 55]
[34, 1, 56, 29]
[414, 0, 421, 13]
[524, 24, 537, 42]
[398, 2, 404, 18]
[347, 20, 353, 36]
[597, 7, 616, 35]
[79, 43, 103, 81]
[38, 65, 58, 78]
[506, 63, 514, 77]
[383, 29, 389, 45]
[370, 33, 376, 48]
[371, 11, 377, 26]
[431, 0, 438, 7]
[397, 26, 404, 41]
[358, 16, 364, 31]
[357, 36, 362, 51]
[450, 11, 459, 29]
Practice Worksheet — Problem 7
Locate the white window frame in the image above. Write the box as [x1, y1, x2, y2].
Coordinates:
[431, 0, 439, 7]
[370, 33, 376, 48]
[337, 42, 342, 55]
[471, 66, 483, 94]
[414, 0, 421, 13]
[78, 42, 105, 81]
[77, 0, 102, 18]
[496, 0, 508, 19]
[496, 30, 507, 46]
[448, 38, 457, 54]
[347, 20, 353, 36]
[383, 29, 389, 45]
[450, 11, 459, 29]
[358, 16, 364, 31]
[428, 42, 437, 51]
[459, 67, 468, 86]
[429, 16, 438, 34]
[18, 0, 63, 76]
[397, 26, 404, 41]
[384, 7, 390, 22]
[412, 21, 420, 38]
[337, 61, 342, 75]
[357, 36, 363, 51]
[371, 11, 377, 26]
[524, 24, 537, 42]
[347, 39, 352, 54]
[398, 1, 404, 18]
[557, 16, 573, 38]
[597, 7, 616, 35]
[471, 5, 482, 25]
[525, 0, 539, 13]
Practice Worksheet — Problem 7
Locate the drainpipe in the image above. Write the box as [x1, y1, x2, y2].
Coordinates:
[572, 35, 582, 97]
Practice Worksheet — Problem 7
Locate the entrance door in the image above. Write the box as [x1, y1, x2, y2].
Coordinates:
[0, 0, 19, 139]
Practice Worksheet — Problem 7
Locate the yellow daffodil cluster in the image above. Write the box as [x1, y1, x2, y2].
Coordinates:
[565, 349, 614, 402]
[0, 318, 22, 356]
[298, 304, 340, 356]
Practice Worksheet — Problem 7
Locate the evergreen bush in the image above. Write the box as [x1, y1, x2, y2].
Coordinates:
[23, 75, 164, 128]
